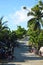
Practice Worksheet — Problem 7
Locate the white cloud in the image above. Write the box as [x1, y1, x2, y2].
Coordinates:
[3, 7, 33, 25]
[9, 8, 29, 25]
[3, 7, 33, 30]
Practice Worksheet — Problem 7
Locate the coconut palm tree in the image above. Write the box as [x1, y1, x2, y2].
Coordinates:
[23, 1, 43, 31]
[23, 1, 43, 49]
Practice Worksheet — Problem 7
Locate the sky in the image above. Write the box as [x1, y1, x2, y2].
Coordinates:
[0, 0, 38, 30]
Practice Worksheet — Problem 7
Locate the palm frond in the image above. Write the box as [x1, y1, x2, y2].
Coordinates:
[2, 21, 8, 25]
[27, 11, 35, 16]
[0, 16, 4, 25]
[39, 1, 43, 6]
[0, 16, 4, 21]
[41, 13, 43, 17]
[40, 19, 43, 26]
[27, 18, 36, 27]
[34, 22, 41, 31]
[31, 5, 39, 12]
[0, 26, 8, 32]
[2, 26, 8, 30]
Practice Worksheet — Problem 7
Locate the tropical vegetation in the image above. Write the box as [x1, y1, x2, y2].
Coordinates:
[23, 1, 43, 50]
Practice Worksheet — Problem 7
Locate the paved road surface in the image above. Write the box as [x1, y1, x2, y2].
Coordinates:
[0, 40, 43, 65]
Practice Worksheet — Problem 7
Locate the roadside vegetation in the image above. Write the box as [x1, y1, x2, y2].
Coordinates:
[0, 0, 43, 59]
[23, 1, 43, 50]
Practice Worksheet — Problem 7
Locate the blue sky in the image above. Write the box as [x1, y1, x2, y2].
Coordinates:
[0, 0, 38, 30]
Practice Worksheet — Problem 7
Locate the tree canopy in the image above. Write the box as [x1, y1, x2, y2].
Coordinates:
[23, 1, 43, 49]
[15, 26, 27, 39]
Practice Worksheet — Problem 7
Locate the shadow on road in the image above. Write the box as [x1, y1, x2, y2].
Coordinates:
[0, 42, 43, 64]
[12, 42, 43, 62]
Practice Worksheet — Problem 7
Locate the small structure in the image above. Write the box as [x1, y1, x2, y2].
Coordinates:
[39, 47, 43, 56]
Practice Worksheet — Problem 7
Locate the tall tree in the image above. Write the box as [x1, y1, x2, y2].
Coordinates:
[23, 1, 43, 31]
[27, 4, 43, 30]
[23, 1, 43, 49]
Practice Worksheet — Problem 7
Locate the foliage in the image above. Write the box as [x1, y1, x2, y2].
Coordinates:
[0, 17, 8, 32]
[0, 17, 17, 48]
[23, 1, 43, 49]
[15, 26, 27, 39]
[38, 30, 43, 47]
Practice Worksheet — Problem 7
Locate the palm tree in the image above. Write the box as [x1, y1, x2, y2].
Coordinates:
[23, 1, 43, 31]
[23, 1, 43, 49]
[0, 17, 9, 43]
[0, 17, 8, 32]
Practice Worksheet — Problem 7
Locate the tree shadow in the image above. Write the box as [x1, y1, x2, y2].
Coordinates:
[12, 42, 43, 62]
[0, 42, 43, 64]
[0, 59, 16, 65]
[0, 63, 15, 65]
